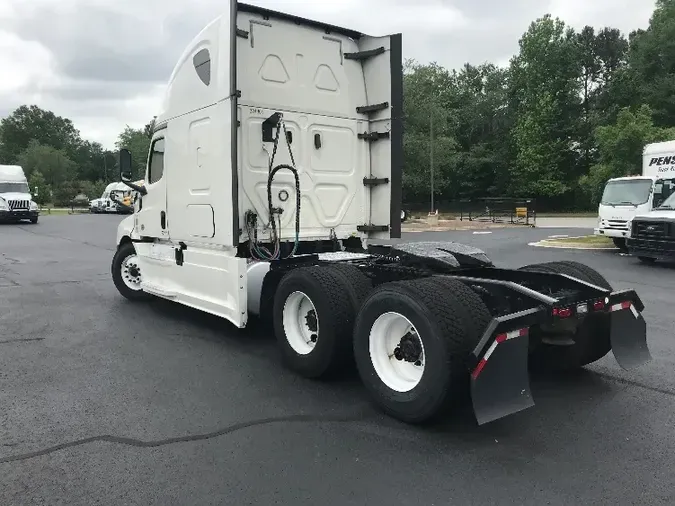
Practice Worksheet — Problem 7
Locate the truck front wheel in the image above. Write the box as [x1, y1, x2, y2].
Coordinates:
[111, 242, 153, 301]
[612, 237, 627, 251]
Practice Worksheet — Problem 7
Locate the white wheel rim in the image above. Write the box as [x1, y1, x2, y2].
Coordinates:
[120, 254, 143, 291]
[369, 312, 425, 392]
[283, 291, 319, 355]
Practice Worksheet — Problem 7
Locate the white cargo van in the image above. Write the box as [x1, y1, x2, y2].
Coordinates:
[109, 1, 651, 426]
[0, 165, 39, 224]
[595, 140, 675, 249]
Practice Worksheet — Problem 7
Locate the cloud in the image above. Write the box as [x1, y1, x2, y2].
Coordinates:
[0, 0, 657, 148]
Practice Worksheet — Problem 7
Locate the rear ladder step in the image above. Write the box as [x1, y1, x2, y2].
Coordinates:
[357, 225, 389, 233]
[344, 47, 385, 60]
[356, 102, 389, 114]
[363, 177, 390, 187]
[358, 131, 390, 142]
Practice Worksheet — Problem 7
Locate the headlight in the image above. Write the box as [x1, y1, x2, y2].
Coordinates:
[30, 201, 38, 211]
[0, 198, 8, 211]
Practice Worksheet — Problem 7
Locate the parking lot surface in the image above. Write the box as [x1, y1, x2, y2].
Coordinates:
[1, 215, 674, 505]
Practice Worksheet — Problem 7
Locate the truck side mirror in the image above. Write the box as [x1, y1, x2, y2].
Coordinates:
[119, 149, 133, 181]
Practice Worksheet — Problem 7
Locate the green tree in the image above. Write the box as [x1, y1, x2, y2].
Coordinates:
[576, 27, 629, 178]
[580, 105, 675, 204]
[17, 140, 77, 187]
[402, 60, 458, 204]
[509, 15, 582, 198]
[27, 170, 49, 206]
[0, 105, 82, 163]
[624, 0, 675, 126]
[115, 126, 151, 180]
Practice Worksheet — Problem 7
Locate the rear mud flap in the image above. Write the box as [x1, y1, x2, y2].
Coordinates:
[609, 301, 651, 370]
[470, 308, 543, 425]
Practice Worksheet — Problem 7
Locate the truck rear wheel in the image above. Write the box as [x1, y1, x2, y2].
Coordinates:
[273, 265, 367, 379]
[352, 277, 490, 424]
[111, 242, 153, 302]
[518, 261, 612, 371]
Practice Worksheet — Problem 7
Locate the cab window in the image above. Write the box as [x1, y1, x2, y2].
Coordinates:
[148, 138, 165, 184]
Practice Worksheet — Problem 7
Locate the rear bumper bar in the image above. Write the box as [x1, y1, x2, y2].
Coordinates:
[469, 289, 650, 425]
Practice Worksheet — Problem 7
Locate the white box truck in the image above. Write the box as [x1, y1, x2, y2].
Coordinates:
[110, 1, 651, 426]
[595, 140, 675, 249]
[0, 164, 39, 224]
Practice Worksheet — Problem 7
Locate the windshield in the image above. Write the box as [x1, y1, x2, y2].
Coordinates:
[658, 192, 675, 209]
[601, 179, 652, 206]
[0, 182, 30, 193]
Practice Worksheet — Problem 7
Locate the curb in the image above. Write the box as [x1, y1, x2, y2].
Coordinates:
[528, 241, 618, 251]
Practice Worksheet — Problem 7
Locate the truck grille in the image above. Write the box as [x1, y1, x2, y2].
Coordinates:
[629, 220, 675, 255]
[632, 221, 670, 239]
[8, 200, 29, 210]
[605, 220, 629, 231]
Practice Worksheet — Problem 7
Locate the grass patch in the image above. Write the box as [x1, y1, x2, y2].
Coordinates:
[40, 208, 90, 216]
[535, 235, 616, 249]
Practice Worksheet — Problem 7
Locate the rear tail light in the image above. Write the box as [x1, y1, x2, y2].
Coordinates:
[552, 307, 572, 319]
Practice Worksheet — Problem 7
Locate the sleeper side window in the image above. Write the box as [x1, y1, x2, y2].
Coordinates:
[148, 138, 165, 185]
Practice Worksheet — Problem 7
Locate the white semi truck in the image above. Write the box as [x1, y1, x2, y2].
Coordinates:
[110, 1, 652, 426]
[595, 140, 675, 249]
[0, 164, 39, 224]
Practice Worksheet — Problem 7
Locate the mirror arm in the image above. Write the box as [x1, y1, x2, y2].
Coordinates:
[122, 181, 147, 195]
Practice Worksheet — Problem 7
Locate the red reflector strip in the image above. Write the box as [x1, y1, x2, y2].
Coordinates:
[471, 359, 487, 380]
[593, 300, 605, 311]
[471, 327, 529, 379]
[610, 301, 632, 312]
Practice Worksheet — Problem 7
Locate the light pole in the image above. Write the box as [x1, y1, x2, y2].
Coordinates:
[430, 112, 434, 214]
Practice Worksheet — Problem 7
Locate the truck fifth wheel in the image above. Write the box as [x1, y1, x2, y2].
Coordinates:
[110, 1, 652, 425]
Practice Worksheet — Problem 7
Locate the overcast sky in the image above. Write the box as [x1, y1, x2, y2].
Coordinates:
[0, 0, 656, 150]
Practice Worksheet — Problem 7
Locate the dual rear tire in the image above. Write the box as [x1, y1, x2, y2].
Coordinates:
[518, 260, 613, 371]
[273, 266, 490, 423]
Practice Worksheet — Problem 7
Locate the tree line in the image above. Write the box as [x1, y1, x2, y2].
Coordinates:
[0, 105, 152, 206]
[1, 0, 675, 209]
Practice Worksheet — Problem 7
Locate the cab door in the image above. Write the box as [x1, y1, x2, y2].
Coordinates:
[135, 135, 168, 240]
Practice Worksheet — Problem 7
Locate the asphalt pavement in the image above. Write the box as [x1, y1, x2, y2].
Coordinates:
[1, 215, 674, 505]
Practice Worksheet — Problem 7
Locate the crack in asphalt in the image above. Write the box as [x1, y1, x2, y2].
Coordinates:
[0, 338, 45, 344]
[0, 412, 372, 464]
[595, 371, 675, 397]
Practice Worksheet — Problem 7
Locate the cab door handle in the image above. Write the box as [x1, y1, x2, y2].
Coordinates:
[160, 211, 166, 229]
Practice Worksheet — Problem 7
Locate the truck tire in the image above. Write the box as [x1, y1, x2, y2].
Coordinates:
[273, 266, 360, 379]
[111, 242, 153, 302]
[30, 216, 38, 224]
[323, 263, 373, 311]
[612, 237, 627, 251]
[518, 261, 612, 371]
[352, 277, 490, 424]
